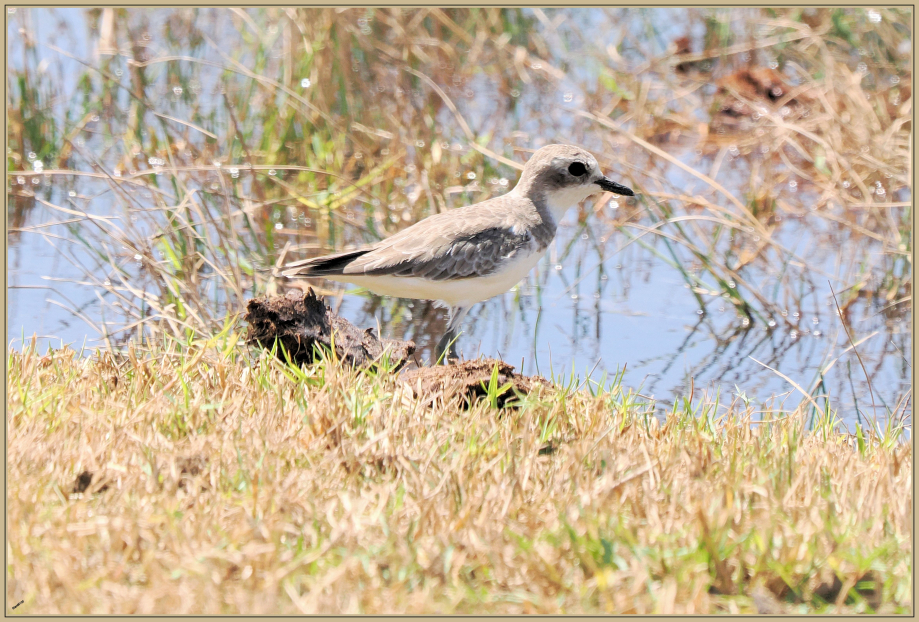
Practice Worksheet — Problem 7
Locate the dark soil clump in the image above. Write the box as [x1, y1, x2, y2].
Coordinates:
[244, 289, 416, 370]
[176, 454, 209, 491]
[400, 358, 549, 408]
[71, 470, 109, 494]
[72, 470, 93, 493]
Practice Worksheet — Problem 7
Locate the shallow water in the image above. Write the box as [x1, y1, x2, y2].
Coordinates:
[334, 201, 911, 418]
[8, 7, 912, 425]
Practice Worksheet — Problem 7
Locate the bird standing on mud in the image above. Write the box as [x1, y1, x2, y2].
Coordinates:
[283, 143, 634, 361]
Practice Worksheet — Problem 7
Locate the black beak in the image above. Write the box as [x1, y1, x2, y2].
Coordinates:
[596, 177, 635, 196]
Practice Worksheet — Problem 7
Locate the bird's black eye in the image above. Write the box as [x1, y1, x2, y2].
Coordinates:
[568, 162, 587, 177]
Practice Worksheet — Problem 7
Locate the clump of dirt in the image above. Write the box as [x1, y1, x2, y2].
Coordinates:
[72, 470, 93, 493]
[400, 358, 550, 409]
[244, 289, 416, 370]
[71, 470, 109, 495]
[177, 454, 207, 477]
[176, 454, 209, 491]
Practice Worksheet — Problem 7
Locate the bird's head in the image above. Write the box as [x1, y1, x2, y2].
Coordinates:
[512, 143, 634, 222]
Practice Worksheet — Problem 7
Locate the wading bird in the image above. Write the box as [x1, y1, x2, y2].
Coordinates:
[283, 144, 634, 361]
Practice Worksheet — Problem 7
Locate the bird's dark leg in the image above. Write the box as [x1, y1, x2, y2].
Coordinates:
[433, 332, 457, 364]
[434, 305, 470, 365]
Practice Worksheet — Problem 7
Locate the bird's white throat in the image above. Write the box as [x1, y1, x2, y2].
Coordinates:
[543, 184, 600, 224]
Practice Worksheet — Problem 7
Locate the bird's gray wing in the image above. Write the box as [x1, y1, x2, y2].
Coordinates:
[342, 205, 537, 281]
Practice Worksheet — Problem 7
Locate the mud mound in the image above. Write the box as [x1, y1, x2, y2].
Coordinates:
[400, 358, 549, 408]
[244, 289, 416, 370]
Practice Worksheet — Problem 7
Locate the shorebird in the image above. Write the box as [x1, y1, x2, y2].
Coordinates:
[282, 143, 634, 360]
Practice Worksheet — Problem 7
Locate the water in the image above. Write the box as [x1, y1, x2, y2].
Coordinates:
[8, 7, 912, 425]
[335, 204, 911, 418]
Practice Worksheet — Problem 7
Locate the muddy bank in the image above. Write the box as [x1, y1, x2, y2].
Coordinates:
[245, 291, 549, 407]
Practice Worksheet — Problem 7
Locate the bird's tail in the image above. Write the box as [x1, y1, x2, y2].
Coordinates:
[281, 248, 370, 278]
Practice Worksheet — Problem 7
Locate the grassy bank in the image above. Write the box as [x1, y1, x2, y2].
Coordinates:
[7, 339, 911, 614]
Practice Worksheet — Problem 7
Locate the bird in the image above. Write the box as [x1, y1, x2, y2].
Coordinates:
[282, 143, 635, 361]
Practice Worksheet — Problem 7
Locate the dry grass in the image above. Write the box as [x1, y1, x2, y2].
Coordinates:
[7, 338, 911, 614]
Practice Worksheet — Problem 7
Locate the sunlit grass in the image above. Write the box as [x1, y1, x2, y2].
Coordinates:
[6, 338, 911, 614]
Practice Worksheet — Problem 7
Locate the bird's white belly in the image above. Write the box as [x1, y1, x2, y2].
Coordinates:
[333, 249, 544, 307]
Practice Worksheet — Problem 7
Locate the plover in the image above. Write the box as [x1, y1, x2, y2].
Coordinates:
[282, 143, 634, 360]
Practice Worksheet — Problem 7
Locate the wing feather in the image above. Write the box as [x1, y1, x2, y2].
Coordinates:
[284, 194, 544, 281]
[350, 224, 534, 281]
